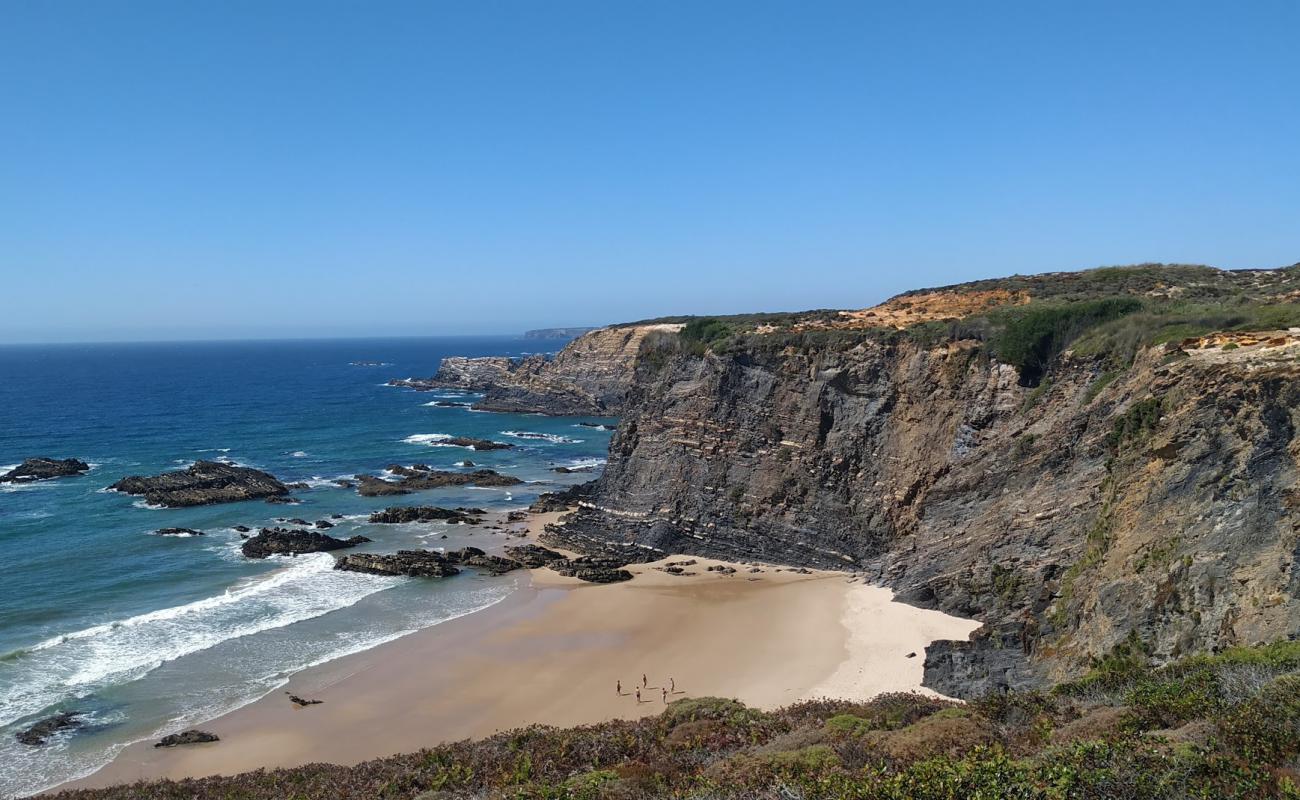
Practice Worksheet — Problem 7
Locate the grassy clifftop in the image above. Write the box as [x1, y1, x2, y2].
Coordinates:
[54, 641, 1300, 799]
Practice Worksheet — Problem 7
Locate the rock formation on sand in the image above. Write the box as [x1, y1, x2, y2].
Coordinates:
[155, 730, 219, 747]
[530, 264, 1300, 696]
[241, 528, 370, 558]
[109, 461, 289, 507]
[354, 466, 521, 497]
[388, 324, 682, 415]
[0, 457, 89, 483]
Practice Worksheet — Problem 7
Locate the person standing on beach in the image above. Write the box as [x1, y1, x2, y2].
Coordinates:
[642, 673, 647, 687]
[616, 680, 621, 695]
[662, 687, 667, 703]
[670, 677, 675, 693]
[635, 688, 642, 703]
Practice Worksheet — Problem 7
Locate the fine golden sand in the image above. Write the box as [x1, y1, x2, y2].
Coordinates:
[61, 512, 979, 791]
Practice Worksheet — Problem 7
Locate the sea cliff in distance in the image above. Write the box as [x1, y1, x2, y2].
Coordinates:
[523, 326, 599, 340]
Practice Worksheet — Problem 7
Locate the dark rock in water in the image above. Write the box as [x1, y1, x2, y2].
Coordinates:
[0, 457, 90, 484]
[286, 518, 310, 526]
[233, 525, 251, 533]
[108, 461, 289, 507]
[430, 400, 471, 408]
[155, 527, 204, 536]
[334, 550, 460, 578]
[288, 694, 323, 707]
[330, 513, 344, 519]
[333, 479, 356, 489]
[265, 496, 300, 505]
[576, 422, 611, 429]
[551, 555, 634, 584]
[155, 729, 219, 747]
[505, 544, 567, 568]
[355, 467, 522, 497]
[285, 482, 310, 490]
[460, 460, 476, 467]
[16, 711, 82, 745]
[241, 528, 370, 558]
[368, 506, 484, 525]
[444, 547, 522, 575]
[314, 519, 335, 529]
[442, 437, 513, 451]
[552, 466, 595, 474]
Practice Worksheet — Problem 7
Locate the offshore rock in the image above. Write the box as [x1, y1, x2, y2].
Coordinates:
[355, 467, 522, 497]
[241, 528, 370, 558]
[109, 461, 289, 507]
[334, 550, 460, 578]
[16, 711, 82, 746]
[0, 457, 90, 483]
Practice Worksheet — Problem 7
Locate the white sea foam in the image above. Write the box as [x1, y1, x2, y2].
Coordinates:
[403, 433, 453, 446]
[572, 423, 614, 431]
[289, 451, 309, 458]
[562, 457, 608, 469]
[301, 474, 355, 489]
[0, 554, 402, 731]
[499, 431, 582, 444]
[131, 500, 166, 510]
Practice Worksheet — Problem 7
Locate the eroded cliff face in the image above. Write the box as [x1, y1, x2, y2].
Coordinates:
[394, 324, 682, 415]
[557, 332, 1300, 695]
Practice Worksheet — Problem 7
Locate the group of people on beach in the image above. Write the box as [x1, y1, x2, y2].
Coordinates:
[617, 673, 678, 704]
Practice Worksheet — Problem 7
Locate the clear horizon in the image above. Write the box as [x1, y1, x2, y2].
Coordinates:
[3, 1, 1298, 344]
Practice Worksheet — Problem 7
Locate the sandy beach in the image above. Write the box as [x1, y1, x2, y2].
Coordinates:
[60, 512, 980, 792]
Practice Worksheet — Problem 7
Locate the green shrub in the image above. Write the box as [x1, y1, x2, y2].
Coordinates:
[1218, 674, 1300, 762]
[989, 298, 1143, 386]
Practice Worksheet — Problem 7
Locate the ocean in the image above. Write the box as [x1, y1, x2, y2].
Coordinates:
[0, 337, 614, 797]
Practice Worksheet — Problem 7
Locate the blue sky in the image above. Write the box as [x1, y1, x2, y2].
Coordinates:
[2, 1, 1297, 342]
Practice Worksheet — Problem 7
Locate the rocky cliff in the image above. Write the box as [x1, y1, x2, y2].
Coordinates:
[391, 323, 683, 415]
[553, 264, 1300, 696]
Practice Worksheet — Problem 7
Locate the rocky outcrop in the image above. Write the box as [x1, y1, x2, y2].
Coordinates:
[241, 528, 370, 558]
[155, 730, 219, 747]
[154, 527, 204, 536]
[390, 324, 681, 415]
[368, 506, 486, 524]
[334, 550, 461, 578]
[109, 461, 289, 507]
[549, 555, 634, 584]
[504, 544, 568, 568]
[355, 467, 522, 497]
[528, 481, 595, 513]
[550, 285, 1300, 695]
[444, 546, 523, 575]
[0, 457, 89, 483]
[16, 711, 82, 745]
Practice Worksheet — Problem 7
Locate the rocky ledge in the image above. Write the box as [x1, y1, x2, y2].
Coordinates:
[109, 461, 289, 507]
[368, 506, 487, 524]
[334, 550, 462, 578]
[549, 555, 634, 584]
[16, 711, 82, 746]
[0, 457, 90, 483]
[241, 528, 371, 558]
[155, 729, 220, 747]
[355, 466, 521, 497]
[504, 543, 567, 568]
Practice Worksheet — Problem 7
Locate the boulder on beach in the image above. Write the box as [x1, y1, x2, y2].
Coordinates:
[0, 457, 90, 484]
[155, 729, 219, 747]
[109, 461, 289, 507]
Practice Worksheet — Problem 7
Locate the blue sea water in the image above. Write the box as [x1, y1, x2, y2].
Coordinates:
[0, 337, 613, 797]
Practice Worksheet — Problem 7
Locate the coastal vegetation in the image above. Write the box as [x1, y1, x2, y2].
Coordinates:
[52, 641, 1300, 799]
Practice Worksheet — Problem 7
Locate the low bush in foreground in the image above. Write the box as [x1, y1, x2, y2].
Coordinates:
[49, 642, 1300, 799]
